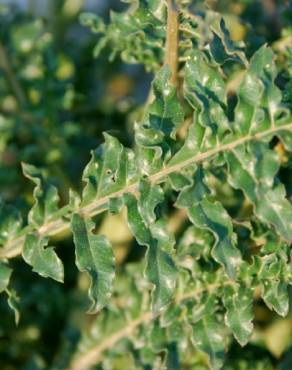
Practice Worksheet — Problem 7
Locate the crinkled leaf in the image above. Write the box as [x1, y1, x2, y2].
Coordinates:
[124, 194, 176, 311]
[177, 225, 214, 261]
[226, 143, 292, 242]
[261, 280, 289, 317]
[0, 261, 12, 293]
[192, 293, 218, 323]
[223, 285, 253, 346]
[187, 199, 241, 279]
[22, 233, 64, 283]
[192, 315, 225, 370]
[233, 45, 281, 136]
[22, 163, 60, 226]
[79, 12, 105, 33]
[71, 213, 115, 313]
[83, 1, 165, 71]
[168, 120, 204, 166]
[82, 135, 137, 205]
[0, 201, 22, 245]
[7, 288, 20, 325]
[256, 185, 292, 243]
[146, 220, 177, 312]
[184, 51, 229, 140]
[209, 16, 247, 66]
[175, 166, 210, 208]
[136, 66, 184, 175]
[124, 193, 152, 246]
[147, 66, 184, 139]
[138, 179, 164, 225]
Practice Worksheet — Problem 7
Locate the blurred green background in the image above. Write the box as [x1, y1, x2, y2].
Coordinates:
[0, 1, 291, 369]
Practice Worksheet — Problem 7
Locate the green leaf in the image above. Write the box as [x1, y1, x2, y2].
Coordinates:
[85, 0, 165, 71]
[192, 315, 225, 370]
[242, 249, 291, 317]
[223, 285, 253, 346]
[7, 288, 20, 325]
[22, 163, 60, 226]
[22, 233, 64, 283]
[149, 320, 167, 352]
[1, 6, 292, 369]
[233, 45, 281, 136]
[226, 142, 292, 242]
[168, 119, 205, 166]
[124, 194, 176, 311]
[82, 134, 137, 205]
[0, 261, 12, 293]
[192, 292, 218, 323]
[177, 225, 214, 261]
[209, 16, 247, 66]
[146, 220, 177, 312]
[261, 280, 289, 317]
[256, 185, 292, 243]
[0, 201, 22, 245]
[187, 199, 241, 279]
[184, 50, 229, 140]
[0, 262, 19, 325]
[175, 166, 210, 207]
[258, 252, 290, 316]
[136, 66, 184, 175]
[71, 213, 115, 313]
[147, 66, 184, 139]
[79, 12, 105, 33]
[174, 167, 241, 280]
[138, 179, 164, 226]
[124, 193, 152, 246]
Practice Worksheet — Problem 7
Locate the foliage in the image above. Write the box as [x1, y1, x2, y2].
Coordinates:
[0, 1, 292, 369]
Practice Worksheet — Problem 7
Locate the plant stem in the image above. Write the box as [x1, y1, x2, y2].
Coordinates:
[141, 0, 180, 119]
[165, 0, 179, 86]
[67, 281, 234, 370]
[0, 122, 291, 260]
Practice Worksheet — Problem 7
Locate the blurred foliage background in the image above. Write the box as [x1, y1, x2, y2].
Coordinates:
[0, 0, 291, 369]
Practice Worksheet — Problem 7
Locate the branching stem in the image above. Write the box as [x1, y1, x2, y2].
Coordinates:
[67, 280, 235, 370]
[0, 122, 292, 260]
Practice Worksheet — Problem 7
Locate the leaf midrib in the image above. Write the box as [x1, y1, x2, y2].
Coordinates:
[1, 121, 292, 260]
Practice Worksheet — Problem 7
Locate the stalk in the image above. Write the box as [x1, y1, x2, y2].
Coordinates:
[165, 0, 179, 86]
[0, 122, 291, 260]
[67, 281, 235, 370]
